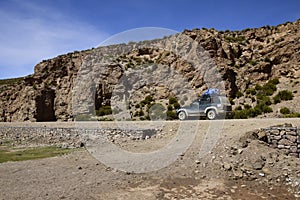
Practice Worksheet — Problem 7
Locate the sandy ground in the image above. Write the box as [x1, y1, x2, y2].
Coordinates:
[1, 118, 300, 200]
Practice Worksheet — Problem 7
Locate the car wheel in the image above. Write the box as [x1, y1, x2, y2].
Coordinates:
[206, 109, 216, 120]
[178, 111, 187, 120]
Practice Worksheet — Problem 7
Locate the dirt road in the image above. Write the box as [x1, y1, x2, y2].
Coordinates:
[1, 118, 300, 199]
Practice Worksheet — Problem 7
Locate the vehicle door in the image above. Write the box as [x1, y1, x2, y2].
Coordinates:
[188, 101, 200, 115]
[199, 95, 211, 113]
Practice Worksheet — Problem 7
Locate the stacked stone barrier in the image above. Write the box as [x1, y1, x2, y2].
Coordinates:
[0, 126, 158, 148]
[261, 124, 299, 158]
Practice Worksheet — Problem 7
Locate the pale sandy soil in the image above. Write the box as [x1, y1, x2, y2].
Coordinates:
[1, 118, 300, 200]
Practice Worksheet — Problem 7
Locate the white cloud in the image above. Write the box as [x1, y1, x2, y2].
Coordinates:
[0, 1, 109, 79]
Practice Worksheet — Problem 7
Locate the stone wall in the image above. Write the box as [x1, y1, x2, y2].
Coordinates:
[0, 126, 158, 148]
[261, 125, 300, 158]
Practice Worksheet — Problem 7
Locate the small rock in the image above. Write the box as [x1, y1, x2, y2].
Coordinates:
[252, 159, 265, 170]
[285, 135, 297, 142]
[241, 185, 247, 188]
[195, 160, 201, 164]
[259, 172, 265, 177]
[78, 166, 82, 170]
[262, 167, 272, 175]
[223, 162, 232, 171]
[241, 141, 248, 148]
[257, 131, 266, 140]
[278, 139, 293, 146]
[238, 149, 243, 154]
[233, 170, 243, 179]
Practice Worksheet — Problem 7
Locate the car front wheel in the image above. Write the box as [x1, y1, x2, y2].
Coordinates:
[206, 110, 216, 120]
[178, 111, 187, 120]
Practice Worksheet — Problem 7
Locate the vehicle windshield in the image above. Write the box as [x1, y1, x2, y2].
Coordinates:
[220, 96, 230, 104]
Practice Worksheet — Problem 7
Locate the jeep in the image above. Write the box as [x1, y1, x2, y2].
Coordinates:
[176, 94, 232, 120]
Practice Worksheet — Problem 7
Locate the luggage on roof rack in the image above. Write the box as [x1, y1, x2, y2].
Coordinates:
[203, 88, 220, 96]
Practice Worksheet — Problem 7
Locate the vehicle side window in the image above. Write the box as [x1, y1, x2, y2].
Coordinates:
[191, 101, 199, 108]
[211, 96, 220, 103]
[200, 97, 210, 104]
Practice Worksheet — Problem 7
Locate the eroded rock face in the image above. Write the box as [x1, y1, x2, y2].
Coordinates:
[35, 89, 56, 122]
[0, 19, 300, 121]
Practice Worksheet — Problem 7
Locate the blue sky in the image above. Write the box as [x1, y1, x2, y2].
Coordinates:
[0, 0, 299, 79]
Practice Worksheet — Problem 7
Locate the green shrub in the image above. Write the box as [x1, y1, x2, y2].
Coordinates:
[224, 36, 246, 43]
[283, 113, 300, 118]
[169, 97, 178, 105]
[249, 59, 258, 66]
[167, 105, 173, 111]
[246, 88, 256, 95]
[262, 105, 273, 113]
[233, 110, 248, 119]
[235, 91, 243, 98]
[255, 84, 263, 91]
[98, 117, 113, 121]
[173, 102, 181, 109]
[0, 77, 24, 86]
[235, 106, 242, 110]
[268, 78, 279, 85]
[233, 101, 273, 119]
[253, 106, 263, 116]
[141, 95, 155, 105]
[273, 95, 281, 104]
[278, 90, 294, 100]
[261, 81, 277, 96]
[256, 95, 272, 105]
[166, 111, 178, 120]
[273, 90, 294, 104]
[255, 103, 273, 113]
[146, 95, 154, 102]
[145, 115, 150, 120]
[280, 107, 290, 115]
[167, 96, 181, 109]
[96, 106, 112, 116]
[138, 110, 144, 116]
[244, 104, 251, 109]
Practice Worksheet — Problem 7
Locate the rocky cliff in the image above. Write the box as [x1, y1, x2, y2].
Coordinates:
[0, 19, 299, 122]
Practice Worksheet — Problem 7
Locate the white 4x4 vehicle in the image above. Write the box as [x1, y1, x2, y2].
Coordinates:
[176, 94, 232, 120]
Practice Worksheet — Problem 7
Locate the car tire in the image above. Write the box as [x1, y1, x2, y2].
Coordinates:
[178, 111, 187, 120]
[206, 109, 216, 120]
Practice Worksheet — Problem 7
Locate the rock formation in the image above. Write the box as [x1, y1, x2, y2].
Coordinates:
[0, 19, 299, 122]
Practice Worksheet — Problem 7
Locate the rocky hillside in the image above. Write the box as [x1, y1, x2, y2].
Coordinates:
[0, 19, 299, 122]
